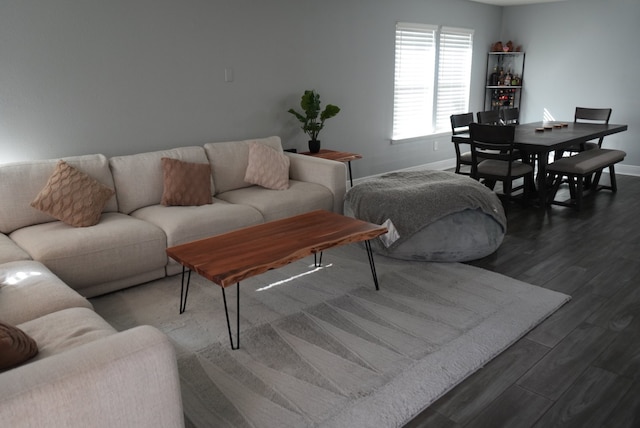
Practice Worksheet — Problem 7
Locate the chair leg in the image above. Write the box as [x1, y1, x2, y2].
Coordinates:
[609, 165, 618, 192]
[575, 175, 584, 211]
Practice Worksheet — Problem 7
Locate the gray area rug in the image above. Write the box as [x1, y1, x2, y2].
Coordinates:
[91, 245, 570, 427]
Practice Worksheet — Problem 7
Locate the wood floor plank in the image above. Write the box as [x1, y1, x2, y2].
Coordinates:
[430, 338, 549, 425]
[403, 408, 461, 428]
[517, 323, 615, 401]
[467, 385, 552, 428]
[526, 284, 607, 348]
[603, 381, 640, 428]
[587, 271, 640, 332]
[592, 317, 640, 380]
[532, 366, 632, 428]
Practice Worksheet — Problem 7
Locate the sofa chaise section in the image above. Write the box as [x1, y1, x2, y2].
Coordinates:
[0, 320, 184, 428]
[0, 154, 167, 297]
[0, 260, 93, 325]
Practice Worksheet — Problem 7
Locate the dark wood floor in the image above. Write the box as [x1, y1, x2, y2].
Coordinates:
[405, 173, 640, 428]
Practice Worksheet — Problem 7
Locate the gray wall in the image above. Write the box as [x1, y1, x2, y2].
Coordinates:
[7, 1, 637, 177]
[1, 0, 501, 179]
[502, 0, 640, 169]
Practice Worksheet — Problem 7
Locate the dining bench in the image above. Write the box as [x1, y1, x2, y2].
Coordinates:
[547, 147, 626, 210]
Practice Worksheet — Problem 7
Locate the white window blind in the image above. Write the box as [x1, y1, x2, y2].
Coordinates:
[392, 23, 437, 141]
[392, 23, 474, 141]
[435, 27, 474, 133]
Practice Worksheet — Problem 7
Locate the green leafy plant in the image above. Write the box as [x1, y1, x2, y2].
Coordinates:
[288, 90, 340, 141]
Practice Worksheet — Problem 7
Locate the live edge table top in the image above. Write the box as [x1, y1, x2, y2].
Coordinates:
[166, 210, 388, 288]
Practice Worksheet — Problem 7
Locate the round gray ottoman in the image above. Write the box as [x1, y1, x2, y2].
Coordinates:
[344, 170, 506, 262]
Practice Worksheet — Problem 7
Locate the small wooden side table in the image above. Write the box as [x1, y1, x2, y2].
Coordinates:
[299, 149, 362, 187]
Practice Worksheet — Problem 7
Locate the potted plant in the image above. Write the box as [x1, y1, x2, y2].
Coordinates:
[288, 90, 340, 153]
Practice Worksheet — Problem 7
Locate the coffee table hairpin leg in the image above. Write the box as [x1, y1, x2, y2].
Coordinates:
[365, 240, 380, 291]
[221, 283, 240, 350]
[179, 266, 192, 314]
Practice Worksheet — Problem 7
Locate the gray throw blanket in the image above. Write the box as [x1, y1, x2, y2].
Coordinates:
[345, 170, 507, 250]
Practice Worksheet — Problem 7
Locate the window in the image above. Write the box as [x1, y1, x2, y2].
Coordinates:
[392, 23, 474, 141]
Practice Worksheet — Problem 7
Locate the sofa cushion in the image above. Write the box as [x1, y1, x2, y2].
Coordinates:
[9, 213, 167, 297]
[244, 143, 290, 190]
[0, 321, 39, 371]
[0, 154, 117, 234]
[0, 234, 31, 264]
[18, 308, 116, 363]
[110, 146, 211, 214]
[131, 200, 264, 275]
[160, 157, 212, 206]
[216, 180, 334, 222]
[30, 160, 115, 227]
[0, 260, 93, 325]
[204, 136, 283, 194]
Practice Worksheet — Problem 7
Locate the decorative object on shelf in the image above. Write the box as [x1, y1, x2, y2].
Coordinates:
[288, 90, 340, 153]
[491, 40, 522, 53]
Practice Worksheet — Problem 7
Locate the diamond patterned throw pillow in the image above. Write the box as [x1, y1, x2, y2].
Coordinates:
[30, 160, 115, 227]
[244, 143, 290, 190]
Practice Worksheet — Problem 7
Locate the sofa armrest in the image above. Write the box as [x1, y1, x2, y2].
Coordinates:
[286, 153, 347, 214]
[0, 325, 184, 428]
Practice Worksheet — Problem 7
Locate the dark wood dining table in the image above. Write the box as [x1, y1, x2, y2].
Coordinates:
[452, 121, 629, 205]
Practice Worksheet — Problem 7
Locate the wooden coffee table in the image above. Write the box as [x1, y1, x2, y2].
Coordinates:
[166, 210, 387, 349]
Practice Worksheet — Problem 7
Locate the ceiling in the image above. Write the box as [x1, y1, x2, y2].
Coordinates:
[467, 0, 566, 5]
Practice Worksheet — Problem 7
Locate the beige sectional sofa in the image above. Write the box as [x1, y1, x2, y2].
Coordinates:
[0, 136, 346, 427]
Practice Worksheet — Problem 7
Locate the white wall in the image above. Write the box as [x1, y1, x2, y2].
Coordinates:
[0, 0, 501, 178]
[502, 0, 640, 167]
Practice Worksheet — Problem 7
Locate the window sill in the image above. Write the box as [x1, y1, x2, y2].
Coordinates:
[391, 131, 450, 145]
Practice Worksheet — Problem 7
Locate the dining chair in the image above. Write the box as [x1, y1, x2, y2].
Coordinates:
[476, 110, 501, 125]
[556, 107, 612, 158]
[574, 107, 612, 150]
[469, 123, 534, 208]
[500, 107, 520, 125]
[555, 107, 613, 186]
[450, 112, 475, 175]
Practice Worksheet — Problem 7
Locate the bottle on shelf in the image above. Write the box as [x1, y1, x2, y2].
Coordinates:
[490, 66, 498, 86]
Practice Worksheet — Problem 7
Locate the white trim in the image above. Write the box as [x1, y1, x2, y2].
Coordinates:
[390, 131, 451, 145]
[615, 164, 640, 177]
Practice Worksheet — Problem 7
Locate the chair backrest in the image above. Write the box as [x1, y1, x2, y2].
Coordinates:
[468, 123, 517, 178]
[500, 108, 519, 125]
[574, 107, 612, 124]
[574, 107, 612, 147]
[476, 110, 501, 125]
[450, 112, 474, 135]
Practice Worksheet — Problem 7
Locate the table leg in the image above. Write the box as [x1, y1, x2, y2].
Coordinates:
[221, 282, 240, 350]
[364, 240, 380, 291]
[314, 251, 324, 267]
[179, 266, 192, 314]
[536, 151, 550, 207]
[347, 161, 354, 187]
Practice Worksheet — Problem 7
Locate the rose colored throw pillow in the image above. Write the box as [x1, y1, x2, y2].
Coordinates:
[244, 143, 290, 190]
[0, 321, 38, 371]
[30, 160, 115, 227]
[161, 158, 213, 206]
